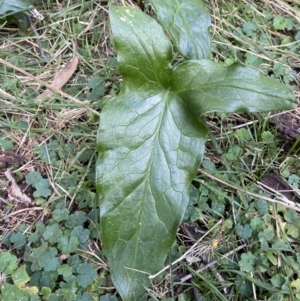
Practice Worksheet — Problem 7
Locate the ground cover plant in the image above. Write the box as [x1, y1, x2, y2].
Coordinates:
[0, 0, 299, 300]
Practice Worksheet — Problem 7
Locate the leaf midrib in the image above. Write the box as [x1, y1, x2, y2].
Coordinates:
[128, 90, 171, 286]
[174, 81, 289, 98]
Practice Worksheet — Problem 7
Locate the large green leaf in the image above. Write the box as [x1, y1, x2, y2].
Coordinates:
[149, 0, 211, 60]
[97, 5, 297, 300]
[0, 0, 31, 16]
[0, 0, 32, 30]
[171, 60, 297, 115]
[97, 6, 207, 300]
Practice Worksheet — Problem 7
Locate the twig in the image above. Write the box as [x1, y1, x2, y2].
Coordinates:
[149, 219, 223, 279]
[4, 169, 31, 203]
[2, 207, 45, 219]
[180, 244, 247, 282]
[250, 271, 257, 300]
[28, 16, 50, 63]
[182, 225, 228, 294]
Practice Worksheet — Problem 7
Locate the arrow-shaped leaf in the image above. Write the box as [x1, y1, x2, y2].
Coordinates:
[97, 6, 207, 300]
[149, 0, 211, 60]
[97, 4, 297, 300]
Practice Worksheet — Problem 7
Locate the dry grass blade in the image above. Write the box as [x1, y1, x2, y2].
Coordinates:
[2, 207, 45, 219]
[264, 0, 300, 22]
[0, 58, 100, 116]
[180, 244, 247, 283]
[149, 219, 224, 280]
[199, 169, 300, 213]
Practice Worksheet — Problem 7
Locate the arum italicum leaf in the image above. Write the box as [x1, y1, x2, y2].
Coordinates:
[97, 6, 207, 300]
[0, 0, 32, 16]
[149, 0, 211, 60]
[97, 4, 297, 301]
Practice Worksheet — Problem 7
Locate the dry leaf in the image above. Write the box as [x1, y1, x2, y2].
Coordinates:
[259, 173, 300, 203]
[4, 169, 32, 203]
[36, 56, 79, 100]
[0, 151, 26, 170]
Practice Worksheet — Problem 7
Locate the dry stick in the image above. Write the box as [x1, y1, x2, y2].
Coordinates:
[4, 169, 31, 203]
[149, 219, 224, 280]
[2, 207, 45, 219]
[28, 16, 50, 63]
[0, 58, 100, 117]
[199, 168, 300, 213]
[180, 243, 247, 283]
[250, 271, 257, 300]
[182, 225, 228, 294]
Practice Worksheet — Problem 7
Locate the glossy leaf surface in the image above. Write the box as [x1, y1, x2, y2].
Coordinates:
[0, 0, 32, 30]
[97, 5, 297, 301]
[0, 0, 31, 16]
[97, 6, 207, 300]
[149, 0, 211, 59]
[172, 60, 296, 115]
